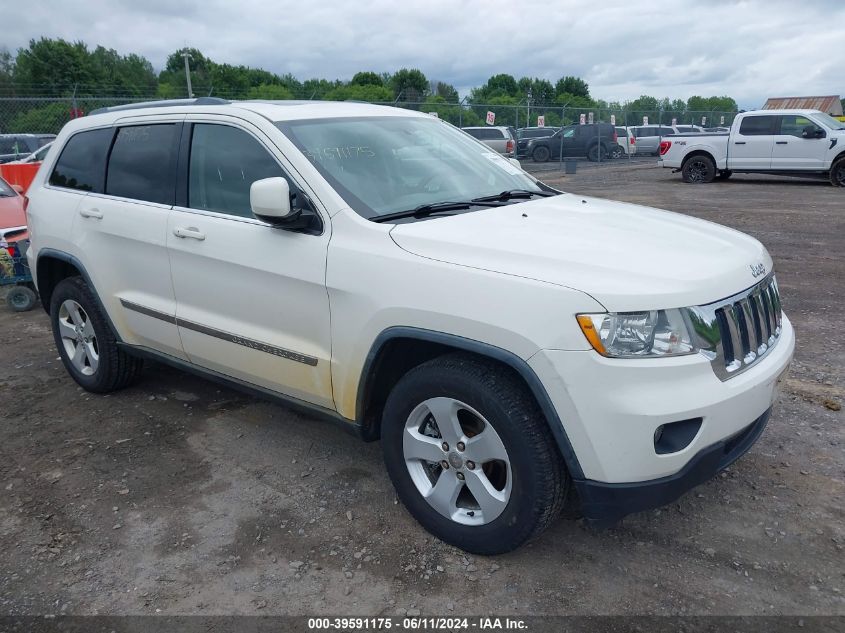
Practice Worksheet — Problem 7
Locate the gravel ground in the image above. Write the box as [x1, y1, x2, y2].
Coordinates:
[0, 164, 843, 616]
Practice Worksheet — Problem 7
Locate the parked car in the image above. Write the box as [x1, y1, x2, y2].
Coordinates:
[704, 127, 730, 133]
[660, 109, 845, 185]
[0, 134, 56, 164]
[628, 125, 678, 155]
[526, 123, 618, 162]
[27, 98, 794, 554]
[7, 141, 54, 164]
[516, 126, 559, 158]
[461, 126, 515, 157]
[613, 126, 636, 157]
[0, 175, 27, 244]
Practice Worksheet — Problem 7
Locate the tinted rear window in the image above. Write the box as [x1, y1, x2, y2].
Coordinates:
[105, 124, 177, 205]
[49, 128, 114, 193]
[739, 116, 776, 136]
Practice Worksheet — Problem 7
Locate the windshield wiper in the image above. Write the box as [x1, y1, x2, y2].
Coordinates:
[372, 200, 502, 223]
[472, 189, 558, 203]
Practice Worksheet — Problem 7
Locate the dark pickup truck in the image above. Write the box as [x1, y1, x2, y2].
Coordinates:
[524, 123, 617, 162]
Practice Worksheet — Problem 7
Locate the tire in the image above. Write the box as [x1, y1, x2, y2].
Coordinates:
[610, 145, 625, 159]
[830, 157, 845, 187]
[532, 146, 550, 163]
[717, 170, 733, 180]
[7, 285, 38, 312]
[586, 144, 606, 162]
[381, 353, 568, 555]
[682, 154, 717, 183]
[50, 276, 143, 393]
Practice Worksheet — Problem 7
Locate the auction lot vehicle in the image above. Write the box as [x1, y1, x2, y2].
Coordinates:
[516, 126, 559, 158]
[0, 133, 56, 164]
[660, 109, 845, 186]
[628, 125, 678, 155]
[614, 126, 636, 157]
[526, 123, 617, 162]
[26, 99, 795, 554]
[461, 126, 515, 157]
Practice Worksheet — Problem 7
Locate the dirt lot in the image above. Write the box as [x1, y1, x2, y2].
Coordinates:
[1, 164, 843, 617]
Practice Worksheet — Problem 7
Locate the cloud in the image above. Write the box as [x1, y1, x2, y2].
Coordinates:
[3, 0, 844, 108]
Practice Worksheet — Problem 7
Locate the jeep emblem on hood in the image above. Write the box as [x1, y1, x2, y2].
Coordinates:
[750, 262, 766, 278]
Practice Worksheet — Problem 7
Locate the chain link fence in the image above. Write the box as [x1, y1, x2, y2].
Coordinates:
[0, 95, 737, 172]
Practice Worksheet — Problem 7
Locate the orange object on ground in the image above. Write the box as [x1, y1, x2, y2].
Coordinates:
[0, 163, 41, 194]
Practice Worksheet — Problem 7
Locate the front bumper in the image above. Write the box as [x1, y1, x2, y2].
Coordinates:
[576, 407, 770, 525]
[527, 314, 794, 521]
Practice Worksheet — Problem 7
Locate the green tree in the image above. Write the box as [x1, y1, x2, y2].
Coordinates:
[555, 76, 590, 99]
[390, 68, 428, 101]
[247, 83, 295, 100]
[8, 101, 70, 134]
[324, 83, 393, 102]
[351, 71, 383, 87]
[430, 80, 459, 102]
[0, 47, 13, 94]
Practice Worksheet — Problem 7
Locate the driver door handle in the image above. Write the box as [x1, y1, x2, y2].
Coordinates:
[776, 141, 788, 145]
[173, 226, 206, 241]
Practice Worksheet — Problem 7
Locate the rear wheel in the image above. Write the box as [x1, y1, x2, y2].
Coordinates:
[830, 157, 845, 187]
[381, 354, 568, 555]
[682, 155, 716, 183]
[532, 146, 550, 162]
[50, 277, 143, 393]
[610, 145, 625, 159]
[586, 144, 607, 162]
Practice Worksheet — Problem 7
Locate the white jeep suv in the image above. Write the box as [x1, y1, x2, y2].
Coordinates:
[25, 98, 794, 554]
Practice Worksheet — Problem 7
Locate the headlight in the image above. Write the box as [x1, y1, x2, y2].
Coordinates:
[576, 309, 696, 358]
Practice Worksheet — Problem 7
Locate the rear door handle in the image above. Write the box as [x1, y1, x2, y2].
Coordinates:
[173, 226, 206, 241]
[734, 141, 746, 145]
[776, 141, 788, 145]
[79, 208, 103, 219]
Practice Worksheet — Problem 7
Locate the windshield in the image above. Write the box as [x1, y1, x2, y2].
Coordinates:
[276, 116, 543, 219]
[813, 112, 845, 130]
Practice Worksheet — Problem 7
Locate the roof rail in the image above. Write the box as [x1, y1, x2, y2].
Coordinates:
[89, 97, 230, 116]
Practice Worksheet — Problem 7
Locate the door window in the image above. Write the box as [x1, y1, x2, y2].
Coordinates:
[188, 124, 285, 218]
[49, 128, 114, 193]
[106, 124, 177, 204]
[738, 116, 776, 136]
[778, 115, 823, 138]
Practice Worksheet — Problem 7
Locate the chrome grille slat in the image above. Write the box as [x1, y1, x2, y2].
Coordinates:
[688, 274, 782, 381]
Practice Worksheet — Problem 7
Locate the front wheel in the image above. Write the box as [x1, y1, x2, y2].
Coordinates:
[50, 276, 144, 393]
[682, 155, 717, 183]
[381, 354, 568, 555]
[830, 157, 845, 187]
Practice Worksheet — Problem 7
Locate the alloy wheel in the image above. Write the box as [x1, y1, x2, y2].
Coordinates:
[58, 299, 99, 376]
[403, 397, 511, 526]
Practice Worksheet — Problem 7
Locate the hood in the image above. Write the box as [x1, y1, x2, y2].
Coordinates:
[389, 194, 771, 312]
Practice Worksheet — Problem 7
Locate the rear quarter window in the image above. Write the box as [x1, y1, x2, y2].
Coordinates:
[739, 116, 776, 136]
[49, 128, 114, 193]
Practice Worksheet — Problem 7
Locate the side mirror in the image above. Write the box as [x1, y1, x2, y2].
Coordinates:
[250, 177, 297, 224]
[11, 184, 24, 195]
[802, 125, 824, 139]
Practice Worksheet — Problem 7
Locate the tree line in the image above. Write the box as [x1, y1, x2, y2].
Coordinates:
[1, 38, 752, 133]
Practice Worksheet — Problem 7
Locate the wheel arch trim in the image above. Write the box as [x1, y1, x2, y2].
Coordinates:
[356, 326, 585, 480]
[36, 248, 122, 341]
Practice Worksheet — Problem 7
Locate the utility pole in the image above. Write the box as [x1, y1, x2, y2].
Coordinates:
[182, 50, 193, 98]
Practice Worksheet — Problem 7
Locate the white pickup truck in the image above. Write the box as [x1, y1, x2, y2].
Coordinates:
[660, 109, 845, 187]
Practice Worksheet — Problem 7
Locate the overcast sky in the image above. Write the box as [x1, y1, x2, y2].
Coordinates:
[4, 0, 844, 108]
